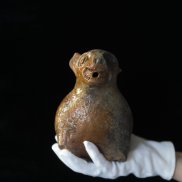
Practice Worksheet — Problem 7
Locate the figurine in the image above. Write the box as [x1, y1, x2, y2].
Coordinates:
[55, 49, 133, 161]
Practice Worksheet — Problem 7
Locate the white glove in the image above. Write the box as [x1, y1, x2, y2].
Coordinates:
[52, 134, 175, 180]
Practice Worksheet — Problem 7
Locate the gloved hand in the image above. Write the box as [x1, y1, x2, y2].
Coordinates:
[52, 134, 175, 180]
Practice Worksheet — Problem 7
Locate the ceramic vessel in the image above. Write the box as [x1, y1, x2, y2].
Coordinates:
[55, 49, 133, 161]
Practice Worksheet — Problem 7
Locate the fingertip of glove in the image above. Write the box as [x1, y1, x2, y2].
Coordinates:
[52, 144, 71, 158]
[83, 141, 99, 155]
[52, 143, 59, 152]
[83, 141, 90, 145]
[55, 135, 58, 142]
[84, 141, 106, 165]
[83, 141, 94, 149]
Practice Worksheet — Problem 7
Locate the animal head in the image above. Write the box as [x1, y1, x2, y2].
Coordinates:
[69, 49, 121, 85]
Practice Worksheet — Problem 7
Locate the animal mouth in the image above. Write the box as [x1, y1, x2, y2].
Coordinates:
[92, 72, 99, 78]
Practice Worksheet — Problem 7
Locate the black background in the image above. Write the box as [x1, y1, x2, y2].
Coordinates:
[0, 1, 181, 182]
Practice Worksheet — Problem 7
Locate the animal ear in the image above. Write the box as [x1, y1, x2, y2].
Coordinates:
[70, 52, 80, 63]
[69, 52, 81, 75]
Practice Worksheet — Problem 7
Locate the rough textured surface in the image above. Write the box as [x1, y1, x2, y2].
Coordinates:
[55, 49, 133, 161]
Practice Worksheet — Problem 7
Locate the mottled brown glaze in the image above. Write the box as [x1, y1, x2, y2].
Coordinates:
[55, 49, 133, 161]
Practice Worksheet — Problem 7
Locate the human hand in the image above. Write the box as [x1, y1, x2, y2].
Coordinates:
[52, 134, 175, 180]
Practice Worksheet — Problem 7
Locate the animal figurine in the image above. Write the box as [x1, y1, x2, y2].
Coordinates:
[55, 49, 133, 161]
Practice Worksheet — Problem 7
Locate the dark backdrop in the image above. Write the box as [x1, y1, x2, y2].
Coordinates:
[0, 1, 181, 182]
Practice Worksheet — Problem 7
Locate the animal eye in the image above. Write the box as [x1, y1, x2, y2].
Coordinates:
[78, 57, 88, 67]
